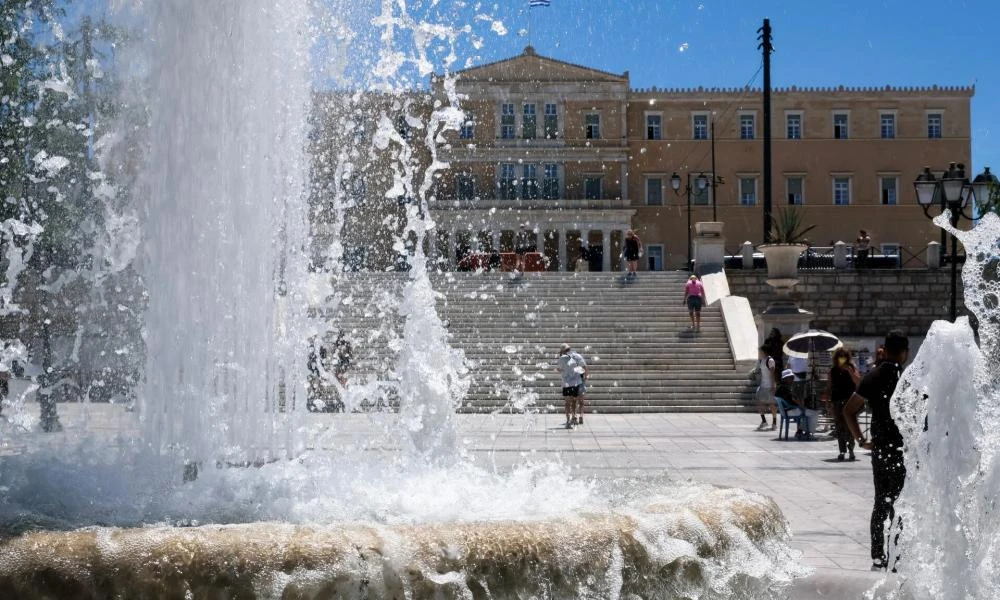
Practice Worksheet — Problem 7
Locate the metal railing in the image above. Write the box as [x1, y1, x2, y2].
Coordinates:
[723, 243, 954, 271]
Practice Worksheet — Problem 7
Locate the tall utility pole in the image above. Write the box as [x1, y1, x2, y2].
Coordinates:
[758, 18, 774, 243]
[710, 117, 718, 222]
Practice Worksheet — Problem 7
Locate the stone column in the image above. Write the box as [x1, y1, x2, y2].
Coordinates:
[692, 222, 725, 275]
[833, 241, 849, 269]
[602, 228, 612, 272]
[741, 241, 754, 269]
[492, 229, 501, 253]
[557, 227, 567, 272]
[426, 229, 438, 267]
[620, 164, 629, 202]
[448, 228, 457, 266]
[926, 241, 941, 269]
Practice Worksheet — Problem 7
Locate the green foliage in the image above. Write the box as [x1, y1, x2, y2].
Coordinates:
[2, 4, 144, 405]
[769, 206, 817, 244]
[978, 181, 999, 218]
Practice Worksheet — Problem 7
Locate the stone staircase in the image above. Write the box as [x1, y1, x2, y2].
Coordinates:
[316, 271, 755, 413]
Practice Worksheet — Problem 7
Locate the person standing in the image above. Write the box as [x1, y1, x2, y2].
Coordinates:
[0, 362, 9, 416]
[843, 331, 910, 572]
[623, 230, 642, 280]
[763, 327, 785, 374]
[855, 229, 872, 269]
[306, 336, 329, 412]
[557, 343, 587, 429]
[333, 330, 352, 387]
[514, 223, 532, 277]
[756, 345, 777, 431]
[683, 274, 706, 332]
[826, 347, 861, 461]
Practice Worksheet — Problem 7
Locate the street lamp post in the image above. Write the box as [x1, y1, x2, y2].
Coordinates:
[671, 171, 708, 272]
[913, 162, 986, 321]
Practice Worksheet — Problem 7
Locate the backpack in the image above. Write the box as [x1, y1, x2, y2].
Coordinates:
[748, 365, 762, 386]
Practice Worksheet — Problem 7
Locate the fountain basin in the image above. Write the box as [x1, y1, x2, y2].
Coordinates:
[0, 487, 794, 599]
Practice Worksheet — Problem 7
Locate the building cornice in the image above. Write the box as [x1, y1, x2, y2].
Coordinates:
[629, 84, 974, 97]
[442, 147, 629, 163]
[451, 46, 629, 84]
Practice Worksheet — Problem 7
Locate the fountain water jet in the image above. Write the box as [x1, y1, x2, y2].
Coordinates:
[0, 2, 806, 598]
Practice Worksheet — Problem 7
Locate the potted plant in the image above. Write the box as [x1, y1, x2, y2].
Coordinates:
[759, 207, 816, 283]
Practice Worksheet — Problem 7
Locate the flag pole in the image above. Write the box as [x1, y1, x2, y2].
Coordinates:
[527, 0, 532, 47]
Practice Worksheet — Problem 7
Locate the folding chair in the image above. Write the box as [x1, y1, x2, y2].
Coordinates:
[776, 396, 806, 441]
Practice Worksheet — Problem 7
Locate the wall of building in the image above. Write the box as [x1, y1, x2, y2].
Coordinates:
[625, 88, 971, 269]
[726, 269, 967, 337]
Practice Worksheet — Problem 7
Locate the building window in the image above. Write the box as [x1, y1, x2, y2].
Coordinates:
[693, 114, 708, 140]
[522, 103, 537, 139]
[927, 113, 942, 139]
[542, 163, 560, 199]
[646, 113, 662, 140]
[833, 177, 851, 205]
[645, 177, 663, 206]
[499, 162, 517, 199]
[521, 163, 539, 199]
[880, 176, 898, 205]
[456, 173, 476, 200]
[583, 175, 603, 199]
[787, 177, 804, 205]
[395, 115, 413, 140]
[833, 112, 849, 139]
[500, 103, 515, 139]
[544, 103, 558, 139]
[740, 114, 755, 140]
[740, 177, 757, 206]
[880, 113, 895, 139]
[459, 118, 475, 140]
[786, 113, 802, 139]
[585, 113, 601, 139]
[692, 177, 711, 205]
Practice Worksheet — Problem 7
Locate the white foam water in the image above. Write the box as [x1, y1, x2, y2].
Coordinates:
[0, 2, 806, 598]
[137, 0, 312, 464]
[885, 212, 1000, 599]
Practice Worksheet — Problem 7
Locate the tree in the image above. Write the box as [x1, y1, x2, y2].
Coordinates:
[2, 4, 144, 428]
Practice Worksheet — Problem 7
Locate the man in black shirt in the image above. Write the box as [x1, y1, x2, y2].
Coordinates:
[844, 331, 909, 572]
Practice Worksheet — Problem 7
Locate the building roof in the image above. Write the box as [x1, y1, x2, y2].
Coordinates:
[629, 84, 974, 97]
[455, 46, 629, 84]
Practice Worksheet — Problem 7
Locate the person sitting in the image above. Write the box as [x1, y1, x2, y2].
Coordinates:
[776, 368, 818, 439]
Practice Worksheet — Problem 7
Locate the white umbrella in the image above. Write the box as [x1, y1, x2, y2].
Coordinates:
[782, 329, 843, 359]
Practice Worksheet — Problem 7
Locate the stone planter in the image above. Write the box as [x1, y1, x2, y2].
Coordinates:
[759, 243, 806, 280]
[758, 243, 811, 321]
[694, 221, 724, 237]
[759, 243, 807, 300]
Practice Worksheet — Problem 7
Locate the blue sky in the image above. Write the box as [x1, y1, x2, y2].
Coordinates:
[352, 0, 999, 182]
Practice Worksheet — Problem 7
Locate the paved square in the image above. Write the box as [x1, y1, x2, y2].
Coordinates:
[453, 411, 875, 573]
[2, 405, 877, 576]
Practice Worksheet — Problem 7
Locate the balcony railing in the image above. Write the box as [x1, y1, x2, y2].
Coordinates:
[429, 196, 630, 210]
[722, 244, 959, 271]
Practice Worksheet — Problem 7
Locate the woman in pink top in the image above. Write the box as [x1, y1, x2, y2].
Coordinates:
[683, 274, 706, 331]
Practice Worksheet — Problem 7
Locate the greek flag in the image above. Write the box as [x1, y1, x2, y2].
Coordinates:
[529, 0, 550, 6]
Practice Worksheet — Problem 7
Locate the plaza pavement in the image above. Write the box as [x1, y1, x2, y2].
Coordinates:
[3, 404, 894, 596]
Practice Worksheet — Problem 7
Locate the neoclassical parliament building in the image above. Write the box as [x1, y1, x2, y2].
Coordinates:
[315, 47, 973, 272]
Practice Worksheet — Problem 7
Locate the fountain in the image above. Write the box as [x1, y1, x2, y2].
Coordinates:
[22, 1, 1000, 598]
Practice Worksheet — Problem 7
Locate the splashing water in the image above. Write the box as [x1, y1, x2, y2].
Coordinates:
[0, 2, 807, 597]
[136, 0, 313, 464]
[886, 212, 1000, 599]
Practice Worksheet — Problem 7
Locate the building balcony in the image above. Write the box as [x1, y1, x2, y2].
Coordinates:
[429, 196, 632, 210]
